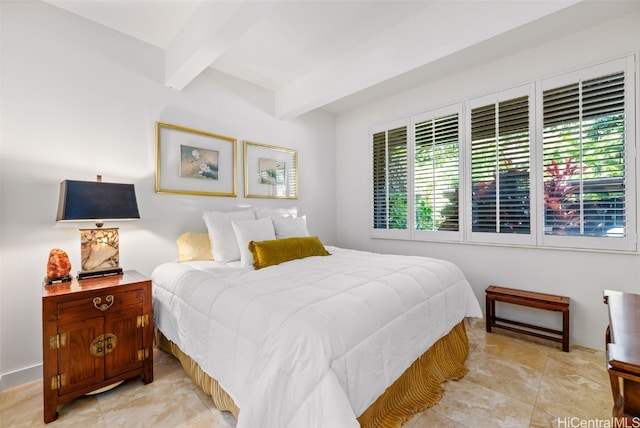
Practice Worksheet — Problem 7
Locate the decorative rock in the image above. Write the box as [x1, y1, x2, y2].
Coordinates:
[47, 248, 72, 279]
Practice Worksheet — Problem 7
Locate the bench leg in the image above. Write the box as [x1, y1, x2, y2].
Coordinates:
[486, 297, 494, 333]
[562, 309, 570, 352]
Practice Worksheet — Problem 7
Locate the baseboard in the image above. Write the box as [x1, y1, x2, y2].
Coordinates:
[0, 363, 42, 392]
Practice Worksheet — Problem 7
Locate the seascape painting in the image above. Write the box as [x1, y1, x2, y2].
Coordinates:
[243, 140, 297, 199]
[180, 145, 219, 180]
[259, 158, 285, 185]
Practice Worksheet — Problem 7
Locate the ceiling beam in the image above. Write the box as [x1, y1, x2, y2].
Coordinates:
[164, 0, 277, 90]
[275, 0, 582, 119]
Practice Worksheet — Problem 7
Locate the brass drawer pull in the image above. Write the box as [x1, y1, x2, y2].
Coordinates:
[93, 295, 114, 311]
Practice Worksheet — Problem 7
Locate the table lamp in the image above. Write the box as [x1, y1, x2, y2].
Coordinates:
[56, 176, 140, 279]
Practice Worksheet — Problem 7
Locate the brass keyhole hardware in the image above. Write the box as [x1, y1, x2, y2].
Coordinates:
[89, 333, 118, 357]
[93, 295, 114, 311]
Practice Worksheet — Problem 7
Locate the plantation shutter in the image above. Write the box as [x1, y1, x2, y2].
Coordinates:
[542, 72, 626, 238]
[372, 126, 408, 230]
[372, 131, 387, 229]
[414, 113, 459, 231]
[470, 96, 531, 235]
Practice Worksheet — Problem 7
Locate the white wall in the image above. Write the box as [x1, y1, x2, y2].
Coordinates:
[0, 2, 336, 390]
[335, 11, 640, 351]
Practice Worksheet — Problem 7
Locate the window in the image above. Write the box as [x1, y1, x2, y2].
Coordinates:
[371, 122, 409, 237]
[412, 106, 462, 241]
[370, 55, 635, 252]
[468, 90, 533, 245]
[540, 57, 635, 251]
[465, 85, 536, 246]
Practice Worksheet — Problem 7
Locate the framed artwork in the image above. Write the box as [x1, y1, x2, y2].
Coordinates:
[156, 122, 237, 197]
[243, 141, 298, 199]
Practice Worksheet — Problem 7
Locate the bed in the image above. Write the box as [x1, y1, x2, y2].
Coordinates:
[151, 209, 482, 428]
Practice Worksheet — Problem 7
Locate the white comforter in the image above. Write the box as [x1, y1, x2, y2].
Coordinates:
[152, 246, 482, 428]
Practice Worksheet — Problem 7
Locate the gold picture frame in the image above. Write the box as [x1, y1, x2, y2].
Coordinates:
[156, 122, 237, 197]
[243, 141, 298, 199]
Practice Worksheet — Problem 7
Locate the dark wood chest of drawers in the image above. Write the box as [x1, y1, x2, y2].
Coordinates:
[42, 270, 153, 423]
[604, 290, 640, 423]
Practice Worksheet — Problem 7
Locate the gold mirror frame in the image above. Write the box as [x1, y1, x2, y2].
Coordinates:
[156, 122, 237, 197]
[243, 141, 298, 199]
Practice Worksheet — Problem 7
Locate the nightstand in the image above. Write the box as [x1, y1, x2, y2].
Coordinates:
[42, 270, 153, 423]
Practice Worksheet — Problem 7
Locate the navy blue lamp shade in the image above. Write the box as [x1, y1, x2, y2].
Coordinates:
[56, 180, 140, 224]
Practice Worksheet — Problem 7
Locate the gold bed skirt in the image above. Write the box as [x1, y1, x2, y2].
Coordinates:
[155, 320, 469, 428]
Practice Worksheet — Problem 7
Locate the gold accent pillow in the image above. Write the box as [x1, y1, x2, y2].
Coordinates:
[176, 231, 214, 262]
[248, 236, 330, 269]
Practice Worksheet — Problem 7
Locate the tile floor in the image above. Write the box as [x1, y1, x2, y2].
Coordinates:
[0, 320, 613, 428]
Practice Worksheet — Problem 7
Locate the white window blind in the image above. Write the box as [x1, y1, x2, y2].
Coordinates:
[372, 125, 408, 231]
[414, 113, 460, 232]
[470, 95, 531, 237]
[542, 72, 626, 239]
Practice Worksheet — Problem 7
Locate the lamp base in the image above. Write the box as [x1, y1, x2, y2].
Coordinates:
[44, 275, 73, 285]
[77, 268, 123, 280]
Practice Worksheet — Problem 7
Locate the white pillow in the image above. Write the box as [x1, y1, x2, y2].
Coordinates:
[272, 215, 309, 239]
[255, 207, 297, 219]
[203, 209, 255, 263]
[231, 217, 276, 267]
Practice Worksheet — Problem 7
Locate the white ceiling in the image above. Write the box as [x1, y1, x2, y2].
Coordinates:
[41, 0, 638, 118]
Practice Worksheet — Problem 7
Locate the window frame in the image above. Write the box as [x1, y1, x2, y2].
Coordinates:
[370, 119, 411, 241]
[536, 56, 636, 252]
[464, 84, 537, 246]
[411, 104, 464, 242]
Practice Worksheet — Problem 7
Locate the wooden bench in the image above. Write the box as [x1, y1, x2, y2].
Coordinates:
[485, 285, 570, 352]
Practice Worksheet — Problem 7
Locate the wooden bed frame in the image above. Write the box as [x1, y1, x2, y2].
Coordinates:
[156, 320, 470, 427]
